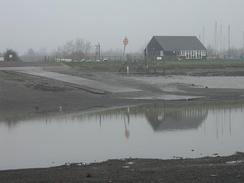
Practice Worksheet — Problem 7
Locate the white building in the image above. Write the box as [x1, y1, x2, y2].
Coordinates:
[0, 56, 4, 62]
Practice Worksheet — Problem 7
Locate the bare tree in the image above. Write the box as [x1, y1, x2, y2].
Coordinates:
[56, 38, 92, 60]
[20, 48, 46, 62]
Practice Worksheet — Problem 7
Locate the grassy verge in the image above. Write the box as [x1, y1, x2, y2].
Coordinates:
[63, 59, 244, 73]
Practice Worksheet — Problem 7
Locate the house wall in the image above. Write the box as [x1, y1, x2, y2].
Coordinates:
[145, 37, 207, 60]
[146, 48, 207, 60]
[179, 50, 207, 59]
[145, 37, 163, 59]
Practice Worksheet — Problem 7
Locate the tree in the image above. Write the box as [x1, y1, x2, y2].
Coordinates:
[26, 48, 35, 56]
[3, 49, 20, 62]
[21, 48, 45, 62]
[56, 38, 92, 60]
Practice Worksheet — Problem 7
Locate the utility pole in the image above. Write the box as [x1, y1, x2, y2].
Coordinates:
[219, 24, 223, 54]
[223, 26, 226, 51]
[214, 21, 218, 56]
[202, 26, 205, 46]
[242, 31, 244, 59]
[228, 25, 231, 58]
[95, 43, 101, 61]
[243, 31, 244, 50]
[123, 37, 129, 58]
[98, 43, 101, 61]
[123, 37, 129, 64]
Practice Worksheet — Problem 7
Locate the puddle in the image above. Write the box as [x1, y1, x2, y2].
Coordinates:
[132, 75, 244, 89]
[127, 95, 202, 100]
[0, 102, 244, 170]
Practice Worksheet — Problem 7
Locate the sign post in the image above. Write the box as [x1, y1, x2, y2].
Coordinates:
[123, 37, 129, 73]
[123, 37, 129, 58]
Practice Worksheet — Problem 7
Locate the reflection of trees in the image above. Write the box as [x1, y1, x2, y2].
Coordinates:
[86, 104, 208, 135]
[145, 104, 208, 131]
[0, 111, 62, 129]
[83, 102, 244, 133]
[1, 102, 244, 133]
[0, 111, 38, 128]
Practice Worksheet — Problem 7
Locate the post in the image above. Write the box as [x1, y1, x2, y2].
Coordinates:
[95, 43, 101, 61]
[123, 45, 126, 58]
[202, 26, 205, 46]
[123, 37, 129, 61]
[242, 31, 244, 60]
[214, 21, 218, 56]
[228, 25, 231, 58]
[98, 43, 101, 61]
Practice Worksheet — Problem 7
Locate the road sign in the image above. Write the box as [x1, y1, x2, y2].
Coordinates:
[123, 37, 129, 46]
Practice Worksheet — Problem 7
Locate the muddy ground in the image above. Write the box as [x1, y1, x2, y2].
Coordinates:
[1, 153, 244, 183]
[1, 62, 244, 182]
[0, 70, 144, 117]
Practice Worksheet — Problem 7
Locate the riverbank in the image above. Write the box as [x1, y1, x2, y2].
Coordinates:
[2, 68, 244, 123]
[1, 153, 244, 183]
[1, 62, 244, 182]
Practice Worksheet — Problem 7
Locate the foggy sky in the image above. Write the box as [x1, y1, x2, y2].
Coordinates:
[0, 0, 244, 54]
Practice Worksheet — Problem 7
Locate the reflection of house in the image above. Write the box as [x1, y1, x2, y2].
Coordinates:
[145, 106, 208, 132]
[3, 103, 244, 132]
[80, 104, 209, 132]
[145, 36, 207, 60]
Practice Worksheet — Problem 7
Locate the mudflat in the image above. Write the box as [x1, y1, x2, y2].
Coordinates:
[1, 153, 244, 183]
[1, 62, 244, 182]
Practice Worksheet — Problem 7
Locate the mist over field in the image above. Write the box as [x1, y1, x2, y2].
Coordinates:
[0, 0, 244, 54]
[2, 1, 244, 182]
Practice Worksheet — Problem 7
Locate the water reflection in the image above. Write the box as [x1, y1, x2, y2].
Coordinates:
[1, 101, 244, 170]
[64, 102, 243, 136]
[145, 104, 208, 131]
[1, 102, 244, 135]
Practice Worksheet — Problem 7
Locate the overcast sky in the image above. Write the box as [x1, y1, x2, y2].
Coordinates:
[0, 0, 244, 54]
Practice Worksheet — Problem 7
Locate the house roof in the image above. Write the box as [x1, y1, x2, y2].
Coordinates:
[153, 36, 206, 51]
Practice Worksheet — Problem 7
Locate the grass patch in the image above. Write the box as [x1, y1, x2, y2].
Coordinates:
[63, 59, 244, 73]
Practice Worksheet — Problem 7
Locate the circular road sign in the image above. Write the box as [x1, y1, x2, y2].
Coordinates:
[123, 37, 129, 46]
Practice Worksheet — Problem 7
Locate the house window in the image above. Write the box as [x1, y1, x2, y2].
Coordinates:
[194, 50, 197, 59]
[197, 50, 200, 59]
[160, 50, 164, 57]
[201, 50, 206, 57]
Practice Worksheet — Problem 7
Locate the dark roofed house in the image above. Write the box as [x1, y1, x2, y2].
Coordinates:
[145, 36, 207, 60]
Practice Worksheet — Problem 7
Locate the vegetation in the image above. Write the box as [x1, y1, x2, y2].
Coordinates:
[55, 38, 92, 61]
[63, 59, 244, 74]
[65, 61, 125, 72]
[152, 59, 244, 69]
[3, 49, 21, 62]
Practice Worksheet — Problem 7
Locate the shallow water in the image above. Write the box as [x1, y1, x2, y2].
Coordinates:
[1, 102, 244, 170]
[132, 75, 244, 89]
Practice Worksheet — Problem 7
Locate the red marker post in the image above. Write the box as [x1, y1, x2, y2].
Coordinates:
[123, 37, 129, 58]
